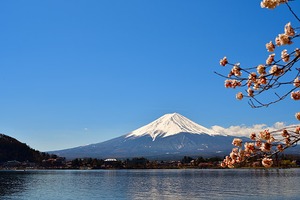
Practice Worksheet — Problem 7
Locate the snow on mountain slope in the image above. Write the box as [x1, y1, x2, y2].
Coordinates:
[50, 113, 245, 159]
[126, 113, 221, 141]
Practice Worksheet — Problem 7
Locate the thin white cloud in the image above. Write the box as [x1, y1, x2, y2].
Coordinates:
[211, 122, 290, 137]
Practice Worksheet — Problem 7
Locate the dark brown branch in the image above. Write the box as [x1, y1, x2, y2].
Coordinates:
[248, 86, 298, 108]
[285, 2, 300, 22]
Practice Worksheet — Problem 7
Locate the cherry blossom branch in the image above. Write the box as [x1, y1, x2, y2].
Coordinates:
[221, 126, 300, 168]
[217, 1, 300, 168]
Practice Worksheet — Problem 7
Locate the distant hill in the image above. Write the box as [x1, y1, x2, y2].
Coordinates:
[0, 133, 50, 163]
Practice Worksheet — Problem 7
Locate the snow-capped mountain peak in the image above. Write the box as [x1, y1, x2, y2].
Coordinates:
[126, 113, 220, 141]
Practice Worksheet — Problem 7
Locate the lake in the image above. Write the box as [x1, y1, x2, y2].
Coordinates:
[0, 169, 300, 199]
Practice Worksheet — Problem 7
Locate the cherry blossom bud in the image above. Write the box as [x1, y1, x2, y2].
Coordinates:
[247, 88, 254, 97]
[291, 91, 300, 100]
[249, 132, 256, 140]
[232, 138, 242, 147]
[262, 158, 273, 168]
[259, 130, 271, 140]
[281, 49, 290, 62]
[257, 65, 266, 75]
[247, 80, 252, 88]
[236, 92, 243, 100]
[253, 83, 260, 90]
[266, 41, 275, 52]
[285, 22, 295, 37]
[248, 72, 257, 82]
[239, 149, 245, 159]
[277, 144, 284, 152]
[269, 65, 283, 76]
[220, 162, 226, 168]
[231, 63, 242, 76]
[230, 152, 237, 160]
[232, 148, 239, 154]
[282, 129, 289, 138]
[260, 142, 271, 152]
[255, 140, 262, 147]
[294, 77, 300, 87]
[220, 57, 228, 66]
[259, 76, 267, 85]
[244, 142, 255, 154]
[275, 36, 281, 46]
[278, 33, 292, 45]
[266, 54, 275, 65]
[296, 112, 300, 121]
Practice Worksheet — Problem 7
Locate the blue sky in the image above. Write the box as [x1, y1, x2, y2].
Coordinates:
[0, 0, 299, 151]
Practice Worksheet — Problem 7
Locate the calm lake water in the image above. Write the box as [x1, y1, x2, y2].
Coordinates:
[1, 169, 300, 200]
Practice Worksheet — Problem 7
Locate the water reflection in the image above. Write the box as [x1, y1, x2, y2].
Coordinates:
[0, 171, 27, 197]
[124, 169, 300, 200]
[1, 169, 300, 200]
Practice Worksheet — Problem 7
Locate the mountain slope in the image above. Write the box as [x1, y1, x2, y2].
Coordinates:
[50, 113, 247, 159]
[52, 133, 243, 159]
[0, 133, 49, 163]
[126, 113, 221, 141]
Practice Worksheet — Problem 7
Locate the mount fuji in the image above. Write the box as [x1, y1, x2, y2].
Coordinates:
[50, 113, 245, 159]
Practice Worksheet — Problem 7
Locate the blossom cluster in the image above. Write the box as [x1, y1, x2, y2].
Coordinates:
[267, 22, 295, 53]
[224, 79, 241, 88]
[218, 0, 300, 169]
[219, 20, 299, 120]
[260, 0, 287, 9]
[221, 126, 300, 168]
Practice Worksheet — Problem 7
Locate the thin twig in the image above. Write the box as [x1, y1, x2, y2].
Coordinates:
[285, 2, 300, 22]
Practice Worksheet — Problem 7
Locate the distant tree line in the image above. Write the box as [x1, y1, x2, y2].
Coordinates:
[1, 131, 299, 169]
[64, 156, 223, 169]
